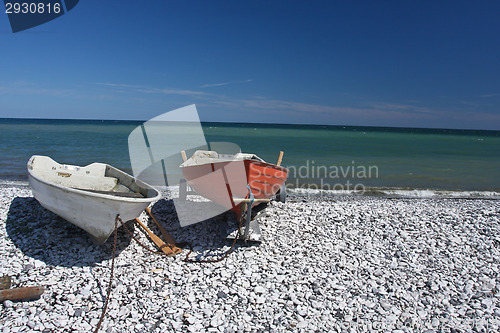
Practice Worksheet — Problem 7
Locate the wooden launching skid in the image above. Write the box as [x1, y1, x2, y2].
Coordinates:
[134, 207, 182, 256]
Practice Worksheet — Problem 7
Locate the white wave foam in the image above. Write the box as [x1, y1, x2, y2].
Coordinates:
[0, 180, 30, 187]
[288, 187, 500, 199]
[379, 189, 500, 198]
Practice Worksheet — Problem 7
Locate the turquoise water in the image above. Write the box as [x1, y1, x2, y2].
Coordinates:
[1, 118, 499, 191]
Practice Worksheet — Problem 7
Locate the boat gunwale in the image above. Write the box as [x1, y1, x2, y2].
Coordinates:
[181, 158, 289, 173]
[28, 162, 162, 204]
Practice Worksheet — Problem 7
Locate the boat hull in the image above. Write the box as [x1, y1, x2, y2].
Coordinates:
[245, 160, 288, 200]
[27, 156, 161, 244]
[181, 158, 288, 216]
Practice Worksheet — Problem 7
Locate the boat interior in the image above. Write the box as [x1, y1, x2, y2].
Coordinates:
[28, 155, 154, 198]
[180, 150, 265, 167]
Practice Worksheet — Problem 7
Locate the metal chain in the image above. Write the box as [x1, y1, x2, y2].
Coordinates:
[182, 216, 243, 263]
[93, 210, 244, 331]
[93, 214, 119, 333]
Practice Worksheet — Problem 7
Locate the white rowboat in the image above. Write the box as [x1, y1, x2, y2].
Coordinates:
[27, 155, 161, 244]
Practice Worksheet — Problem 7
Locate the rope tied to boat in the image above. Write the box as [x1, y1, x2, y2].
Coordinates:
[247, 185, 255, 206]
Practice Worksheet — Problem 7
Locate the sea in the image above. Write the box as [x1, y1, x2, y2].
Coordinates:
[1, 118, 499, 197]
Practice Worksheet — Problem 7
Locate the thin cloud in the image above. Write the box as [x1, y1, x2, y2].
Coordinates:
[201, 79, 253, 88]
[213, 97, 390, 115]
[0, 81, 76, 96]
[139, 88, 206, 96]
[367, 102, 433, 114]
[95, 82, 145, 89]
[217, 96, 499, 129]
[211, 96, 442, 124]
[96, 82, 207, 96]
[84, 82, 500, 128]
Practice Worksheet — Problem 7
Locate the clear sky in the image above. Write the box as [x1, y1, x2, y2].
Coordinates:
[0, 1, 499, 130]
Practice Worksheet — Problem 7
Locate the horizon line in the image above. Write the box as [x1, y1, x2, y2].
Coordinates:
[0, 116, 499, 132]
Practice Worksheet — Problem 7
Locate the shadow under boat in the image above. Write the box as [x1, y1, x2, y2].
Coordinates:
[149, 198, 261, 260]
[5, 196, 257, 267]
[5, 197, 133, 268]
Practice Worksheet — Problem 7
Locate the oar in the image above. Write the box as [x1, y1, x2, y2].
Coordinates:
[134, 218, 175, 256]
[145, 207, 182, 254]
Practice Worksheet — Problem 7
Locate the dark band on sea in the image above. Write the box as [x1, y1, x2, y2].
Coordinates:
[1, 118, 499, 193]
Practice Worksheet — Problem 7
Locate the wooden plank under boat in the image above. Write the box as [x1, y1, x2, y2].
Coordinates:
[27, 155, 161, 244]
[180, 150, 288, 219]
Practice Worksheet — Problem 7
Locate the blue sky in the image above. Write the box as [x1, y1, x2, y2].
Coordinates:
[0, 1, 499, 130]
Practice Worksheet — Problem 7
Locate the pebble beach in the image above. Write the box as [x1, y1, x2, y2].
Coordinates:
[1, 181, 500, 332]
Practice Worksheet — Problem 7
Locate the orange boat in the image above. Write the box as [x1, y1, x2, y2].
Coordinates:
[180, 150, 288, 220]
